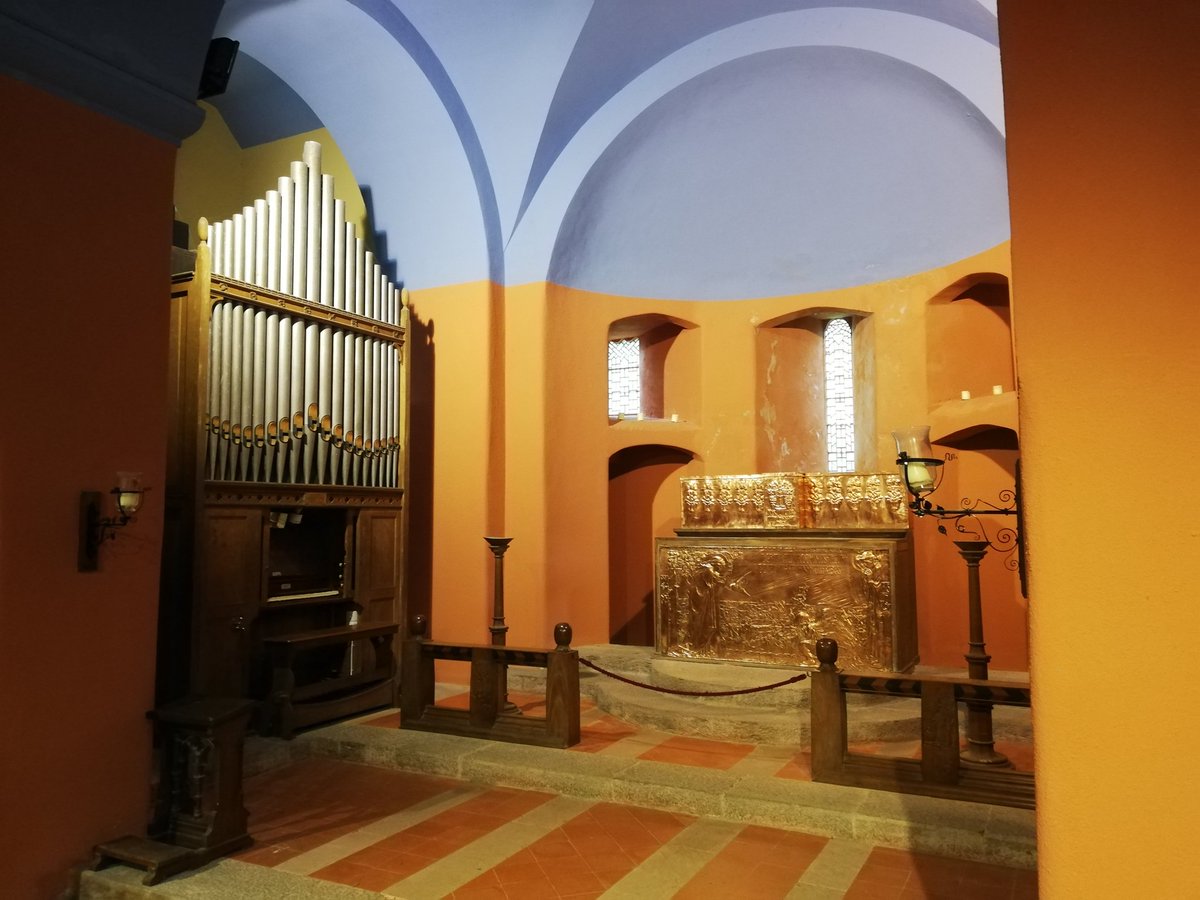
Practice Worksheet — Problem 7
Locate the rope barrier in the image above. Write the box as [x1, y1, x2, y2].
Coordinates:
[578, 656, 809, 697]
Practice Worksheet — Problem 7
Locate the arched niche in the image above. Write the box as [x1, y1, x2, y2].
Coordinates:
[608, 443, 695, 645]
[607, 314, 699, 422]
[926, 273, 1014, 404]
[924, 272, 1017, 449]
[755, 308, 875, 472]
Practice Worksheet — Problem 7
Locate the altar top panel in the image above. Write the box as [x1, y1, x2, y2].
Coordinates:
[679, 472, 908, 532]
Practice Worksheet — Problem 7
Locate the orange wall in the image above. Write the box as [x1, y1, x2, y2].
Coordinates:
[404, 281, 498, 654]
[0, 76, 174, 897]
[419, 250, 1028, 673]
[1001, 1, 1200, 894]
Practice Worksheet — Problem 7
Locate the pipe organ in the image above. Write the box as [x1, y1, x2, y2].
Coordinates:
[166, 141, 407, 734]
[201, 141, 407, 490]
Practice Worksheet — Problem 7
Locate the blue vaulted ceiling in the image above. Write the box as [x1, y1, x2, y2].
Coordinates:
[209, 0, 1008, 298]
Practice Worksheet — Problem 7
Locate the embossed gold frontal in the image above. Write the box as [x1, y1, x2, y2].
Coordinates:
[655, 539, 914, 670]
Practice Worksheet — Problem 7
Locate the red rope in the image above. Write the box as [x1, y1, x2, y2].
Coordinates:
[578, 657, 808, 697]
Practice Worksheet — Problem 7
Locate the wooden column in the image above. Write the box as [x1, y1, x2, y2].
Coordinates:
[954, 540, 1009, 767]
[484, 536, 517, 712]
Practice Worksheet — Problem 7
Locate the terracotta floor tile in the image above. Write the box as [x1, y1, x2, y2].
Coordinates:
[775, 751, 813, 781]
[449, 873, 509, 899]
[571, 716, 640, 753]
[362, 709, 401, 728]
[311, 858, 396, 891]
[844, 881, 905, 900]
[493, 858, 546, 886]
[866, 846, 922, 871]
[638, 734, 756, 769]
[588, 863, 636, 889]
[994, 739, 1036, 772]
[855, 860, 915, 888]
[544, 863, 606, 895]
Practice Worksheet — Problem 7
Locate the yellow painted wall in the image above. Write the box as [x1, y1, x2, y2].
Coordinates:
[1001, 1, 1200, 893]
[174, 104, 369, 250]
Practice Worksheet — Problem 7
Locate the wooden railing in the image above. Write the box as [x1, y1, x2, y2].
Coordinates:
[810, 638, 1035, 809]
[399, 616, 580, 748]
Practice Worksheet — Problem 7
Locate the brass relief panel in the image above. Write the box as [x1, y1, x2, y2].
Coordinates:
[655, 537, 914, 671]
[679, 472, 907, 531]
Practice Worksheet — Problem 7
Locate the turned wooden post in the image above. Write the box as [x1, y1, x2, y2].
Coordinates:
[546, 623, 580, 747]
[953, 540, 1009, 767]
[484, 536, 518, 712]
[400, 614, 434, 724]
[810, 637, 848, 779]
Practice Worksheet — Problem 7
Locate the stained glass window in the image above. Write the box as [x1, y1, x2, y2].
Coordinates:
[608, 338, 641, 417]
[824, 317, 855, 472]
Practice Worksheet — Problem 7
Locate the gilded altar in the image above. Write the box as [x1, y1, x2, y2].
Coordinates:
[655, 472, 916, 671]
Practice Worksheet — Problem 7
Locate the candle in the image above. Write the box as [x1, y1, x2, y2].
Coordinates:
[906, 462, 935, 490]
[992, 385, 1003, 395]
[670, 413, 679, 423]
[960, 390, 971, 400]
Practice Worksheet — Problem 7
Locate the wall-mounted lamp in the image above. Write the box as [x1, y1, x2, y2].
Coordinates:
[79, 472, 146, 571]
[892, 426, 1019, 558]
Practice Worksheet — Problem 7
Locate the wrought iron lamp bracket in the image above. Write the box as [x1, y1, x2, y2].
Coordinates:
[896, 451, 1021, 569]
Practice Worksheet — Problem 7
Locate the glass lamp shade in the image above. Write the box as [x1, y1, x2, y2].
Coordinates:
[115, 471, 144, 517]
[891, 427, 940, 493]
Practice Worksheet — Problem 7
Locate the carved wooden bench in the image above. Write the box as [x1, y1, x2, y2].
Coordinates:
[262, 620, 398, 738]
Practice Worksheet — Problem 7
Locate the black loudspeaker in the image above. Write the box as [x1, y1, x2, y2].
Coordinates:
[198, 37, 239, 99]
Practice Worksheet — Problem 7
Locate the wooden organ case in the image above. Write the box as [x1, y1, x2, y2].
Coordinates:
[165, 141, 407, 736]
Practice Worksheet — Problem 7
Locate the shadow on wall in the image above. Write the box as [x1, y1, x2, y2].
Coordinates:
[608, 444, 694, 645]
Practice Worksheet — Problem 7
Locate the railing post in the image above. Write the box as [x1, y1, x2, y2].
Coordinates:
[920, 680, 961, 785]
[810, 637, 848, 780]
[400, 614, 434, 724]
[469, 646, 499, 728]
[545, 623, 580, 747]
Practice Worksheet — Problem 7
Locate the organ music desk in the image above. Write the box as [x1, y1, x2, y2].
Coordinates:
[655, 472, 918, 672]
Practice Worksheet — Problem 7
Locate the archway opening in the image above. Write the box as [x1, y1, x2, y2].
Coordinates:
[608, 444, 694, 645]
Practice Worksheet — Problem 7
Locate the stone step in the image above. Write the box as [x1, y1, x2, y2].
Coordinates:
[81, 857, 378, 899]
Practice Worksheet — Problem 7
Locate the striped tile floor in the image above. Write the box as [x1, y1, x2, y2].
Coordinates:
[232, 690, 1037, 899]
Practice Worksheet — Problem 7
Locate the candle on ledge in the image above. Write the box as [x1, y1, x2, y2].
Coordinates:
[670, 413, 679, 423]
[992, 385, 1003, 395]
[960, 390, 971, 400]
